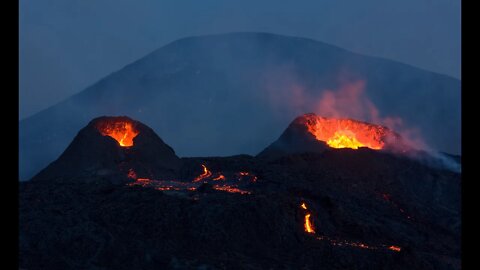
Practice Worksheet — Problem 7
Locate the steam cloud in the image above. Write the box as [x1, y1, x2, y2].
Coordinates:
[314, 80, 428, 151]
[264, 75, 460, 173]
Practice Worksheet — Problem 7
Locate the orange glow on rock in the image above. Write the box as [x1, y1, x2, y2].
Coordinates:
[213, 174, 226, 181]
[237, 171, 258, 182]
[304, 214, 315, 234]
[326, 131, 366, 149]
[389, 245, 401, 252]
[301, 202, 315, 234]
[212, 185, 251, 195]
[193, 164, 212, 182]
[304, 115, 388, 150]
[315, 235, 402, 252]
[127, 169, 137, 179]
[97, 120, 139, 147]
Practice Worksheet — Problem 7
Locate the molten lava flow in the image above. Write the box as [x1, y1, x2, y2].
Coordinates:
[193, 164, 212, 182]
[127, 178, 154, 188]
[212, 185, 251, 195]
[304, 115, 389, 150]
[389, 246, 401, 252]
[299, 201, 401, 252]
[125, 166, 256, 195]
[301, 202, 315, 234]
[326, 131, 365, 149]
[305, 214, 315, 234]
[97, 120, 139, 147]
[315, 235, 401, 252]
[213, 174, 226, 181]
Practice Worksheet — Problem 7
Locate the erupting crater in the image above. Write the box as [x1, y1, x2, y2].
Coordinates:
[304, 114, 390, 150]
[31, 115, 181, 182]
[96, 118, 139, 147]
[257, 113, 406, 159]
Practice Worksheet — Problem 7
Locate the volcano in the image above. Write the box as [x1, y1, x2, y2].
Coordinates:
[20, 115, 461, 270]
[31, 116, 181, 183]
[19, 32, 461, 181]
[258, 113, 409, 159]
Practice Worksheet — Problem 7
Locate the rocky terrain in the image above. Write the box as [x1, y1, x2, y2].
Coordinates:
[19, 116, 461, 269]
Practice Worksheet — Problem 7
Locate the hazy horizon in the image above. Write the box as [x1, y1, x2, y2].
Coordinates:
[19, 0, 460, 120]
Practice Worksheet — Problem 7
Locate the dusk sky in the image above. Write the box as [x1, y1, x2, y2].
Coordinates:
[19, 0, 460, 120]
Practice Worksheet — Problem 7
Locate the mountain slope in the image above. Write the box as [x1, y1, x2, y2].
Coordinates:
[20, 116, 461, 269]
[19, 32, 461, 180]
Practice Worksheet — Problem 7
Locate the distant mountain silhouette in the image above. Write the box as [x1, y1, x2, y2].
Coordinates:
[19, 32, 460, 180]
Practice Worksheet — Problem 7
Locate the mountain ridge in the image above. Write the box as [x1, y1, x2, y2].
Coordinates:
[20, 113, 461, 270]
[19, 32, 461, 180]
[21, 32, 460, 124]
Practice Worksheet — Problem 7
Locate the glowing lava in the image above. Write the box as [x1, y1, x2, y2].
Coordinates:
[304, 214, 315, 234]
[193, 164, 212, 182]
[301, 202, 315, 234]
[213, 174, 226, 181]
[97, 120, 139, 147]
[389, 246, 401, 252]
[299, 201, 401, 252]
[303, 114, 390, 150]
[126, 165, 257, 195]
[213, 185, 251, 195]
[127, 169, 137, 179]
[326, 131, 365, 149]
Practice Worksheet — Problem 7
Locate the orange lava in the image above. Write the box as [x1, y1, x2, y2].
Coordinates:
[305, 214, 315, 233]
[389, 245, 401, 252]
[301, 203, 307, 210]
[304, 115, 388, 150]
[213, 174, 226, 181]
[301, 202, 315, 233]
[315, 235, 401, 252]
[193, 164, 212, 182]
[127, 178, 154, 187]
[213, 185, 251, 195]
[97, 120, 139, 147]
[127, 169, 137, 179]
[300, 201, 401, 252]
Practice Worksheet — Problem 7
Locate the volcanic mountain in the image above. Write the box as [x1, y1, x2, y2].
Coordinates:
[31, 116, 181, 183]
[258, 113, 409, 159]
[20, 115, 461, 269]
[19, 32, 461, 180]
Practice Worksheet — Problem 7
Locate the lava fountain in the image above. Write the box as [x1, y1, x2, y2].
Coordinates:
[96, 118, 139, 147]
[302, 113, 398, 150]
